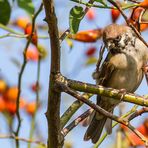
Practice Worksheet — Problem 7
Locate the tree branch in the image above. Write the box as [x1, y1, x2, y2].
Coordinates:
[56, 75, 148, 107]
[15, 3, 43, 148]
[60, 93, 93, 129]
[61, 109, 92, 137]
[0, 134, 46, 147]
[27, 57, 41, 148]
[71, 0, 138, 9]
[59, 85, 148, 146]
[93, 105, 138, 148]
[42, 1, 63, 148]
[127, 107, 148, 121]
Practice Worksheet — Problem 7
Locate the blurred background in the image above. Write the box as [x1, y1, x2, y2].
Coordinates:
[0, 0, 148, 147]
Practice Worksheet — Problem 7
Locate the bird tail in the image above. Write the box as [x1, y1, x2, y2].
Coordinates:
[84, 95, 114, 143]
[84, 115, 107, 144]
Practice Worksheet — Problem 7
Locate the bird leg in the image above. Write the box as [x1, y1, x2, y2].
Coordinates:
[142, 64, 148, 86]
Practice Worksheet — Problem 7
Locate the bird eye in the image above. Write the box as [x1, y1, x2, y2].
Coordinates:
[115, 36, 121, 42]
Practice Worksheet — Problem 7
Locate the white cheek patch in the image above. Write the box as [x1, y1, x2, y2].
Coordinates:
[118, 35, 126, 48]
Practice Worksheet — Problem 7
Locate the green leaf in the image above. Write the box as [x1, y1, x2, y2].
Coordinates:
[95, 0, 107, 6]
[0, 0, 11, 25]
[69, 6, 85, 34]
[17, 0, 35, 15]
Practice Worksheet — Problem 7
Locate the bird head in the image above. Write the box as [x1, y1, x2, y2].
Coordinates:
[103, 24, 131, 54]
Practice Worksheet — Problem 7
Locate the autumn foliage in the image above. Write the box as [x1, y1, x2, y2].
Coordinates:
[0, 81, 38, 116]
[0, 0, 148, 148]
[24, 23, 38, 46]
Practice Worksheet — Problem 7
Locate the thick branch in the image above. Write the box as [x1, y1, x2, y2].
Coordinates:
[56, 76, 148, 107]
[67, 79, 148, 106]
[42, 1, 62, 148]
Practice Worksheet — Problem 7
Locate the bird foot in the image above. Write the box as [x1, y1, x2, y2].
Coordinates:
[142, 64, 148, 74]
[118, 89, 127, 101]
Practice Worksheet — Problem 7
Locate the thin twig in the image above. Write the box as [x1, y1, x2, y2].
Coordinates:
[96, 45, 105, 72]
[127, 0, 140, 3]
[0, 33, 28, 38]
[0, 133, 46, 147]
[60, 93, 93, 129]
[127, 107, 148, 121]
[0, 23, 49, 39]
[93, 105, 138, 148]
[27, 57, 41, 148]
[0, 33, 49, 39]
[59, 29, 70, 43]
[15, 3, 43, 148]
[70, 0, 138, 9]
[0, 23, 23, 35]
[61, 109, 92, 136]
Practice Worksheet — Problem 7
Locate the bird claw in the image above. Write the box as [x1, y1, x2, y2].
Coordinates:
[142, 64, 148, 74]
[142, 64, 148, 86]
[118, 88, 127, 101]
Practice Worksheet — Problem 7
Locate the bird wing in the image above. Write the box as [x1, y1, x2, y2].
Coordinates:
[84, 52, 118, 143]
[95, 52, 116, 104]
[96, 52, 115, 86]
[96, 52, 117, 135]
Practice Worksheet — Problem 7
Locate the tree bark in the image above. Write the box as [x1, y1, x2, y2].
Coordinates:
[42, 1, 62, 148]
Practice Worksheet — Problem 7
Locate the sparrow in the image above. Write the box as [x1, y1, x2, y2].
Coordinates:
[84, 24, 148, 143]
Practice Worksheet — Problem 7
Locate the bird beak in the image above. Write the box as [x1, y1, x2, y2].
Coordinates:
[106, 41, 115, 50]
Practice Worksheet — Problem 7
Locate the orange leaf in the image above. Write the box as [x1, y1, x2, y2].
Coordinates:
[85, 47, 96, 57]
[24, 23, 38, 46]
[26, 47, 39, 62]
[16, 16, 30, 29]
[128, 19, 148, 32]
[131, 7, 143, 21]
[0, 96, 5, 112]
[86, 8, 96, 20]
[25, 102, 38, 116]
[111, 8, 120, 23]
[4, 87, 18, 102]
[0, 79, 7, 94]
[139, 0, 148, 8]
[69, 29, 102, 42]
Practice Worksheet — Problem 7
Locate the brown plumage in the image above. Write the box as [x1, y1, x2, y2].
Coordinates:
[84, 24, 148, 143]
